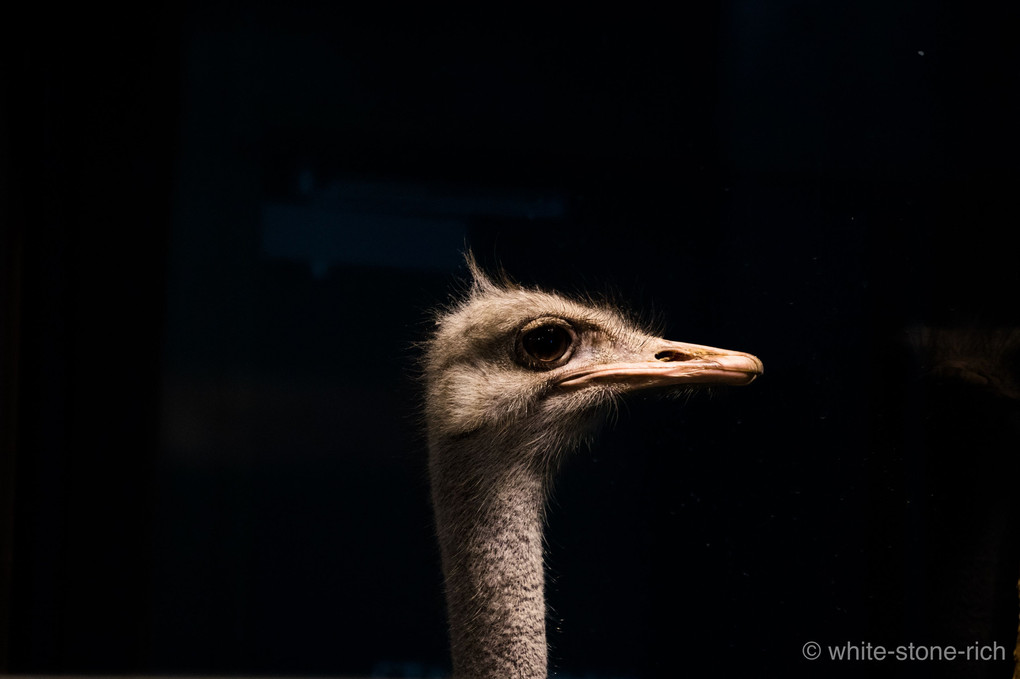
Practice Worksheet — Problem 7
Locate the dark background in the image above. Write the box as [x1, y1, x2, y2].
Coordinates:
[3, 2, 1019, 678]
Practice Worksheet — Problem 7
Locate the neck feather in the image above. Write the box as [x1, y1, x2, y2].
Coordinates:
[430, 432, 553, 679]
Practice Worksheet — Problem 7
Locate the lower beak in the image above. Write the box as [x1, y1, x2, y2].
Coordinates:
[556, 339, 763, 391]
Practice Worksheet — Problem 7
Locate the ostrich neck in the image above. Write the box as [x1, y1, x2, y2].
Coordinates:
[430, 434, 551, 679]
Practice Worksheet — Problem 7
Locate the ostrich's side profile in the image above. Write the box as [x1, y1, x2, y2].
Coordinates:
[424, 255, 763, 678]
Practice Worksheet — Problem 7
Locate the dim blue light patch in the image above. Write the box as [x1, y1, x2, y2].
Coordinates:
[260, 178, 567, 276]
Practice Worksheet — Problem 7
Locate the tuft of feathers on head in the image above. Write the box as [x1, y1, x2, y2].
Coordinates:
[463, 249, 518, 297]
[464, 249, 495, 294]
[428, 250, 512, 328]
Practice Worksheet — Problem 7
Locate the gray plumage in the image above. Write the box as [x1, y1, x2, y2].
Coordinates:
[424, 255, 762, 678]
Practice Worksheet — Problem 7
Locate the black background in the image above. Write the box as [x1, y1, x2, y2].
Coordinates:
[3, 2, 1019, 677]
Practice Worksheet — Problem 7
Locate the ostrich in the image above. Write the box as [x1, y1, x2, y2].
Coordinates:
[424, 255, 763, 678]
[899, 325, 1020, 673]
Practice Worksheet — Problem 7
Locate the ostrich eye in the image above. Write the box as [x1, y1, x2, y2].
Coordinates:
[522, 324, 572, 363]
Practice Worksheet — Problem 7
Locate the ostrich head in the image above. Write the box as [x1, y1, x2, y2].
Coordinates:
[425, 255, 761, 471]
[424, 254, 762, 678]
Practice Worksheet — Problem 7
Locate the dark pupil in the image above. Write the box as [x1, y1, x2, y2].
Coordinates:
[523, 325, 570, 362]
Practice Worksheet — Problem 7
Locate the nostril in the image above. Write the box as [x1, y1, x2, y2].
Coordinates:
[655, 349, 695, 362]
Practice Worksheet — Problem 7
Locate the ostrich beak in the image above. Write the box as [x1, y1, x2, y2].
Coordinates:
[556, 339, 763, 391]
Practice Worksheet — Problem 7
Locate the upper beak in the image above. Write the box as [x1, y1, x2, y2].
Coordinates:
[556, 339, 763, 391]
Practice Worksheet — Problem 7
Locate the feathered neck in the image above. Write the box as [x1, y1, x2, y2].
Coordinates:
[429, 428, 553, 678]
